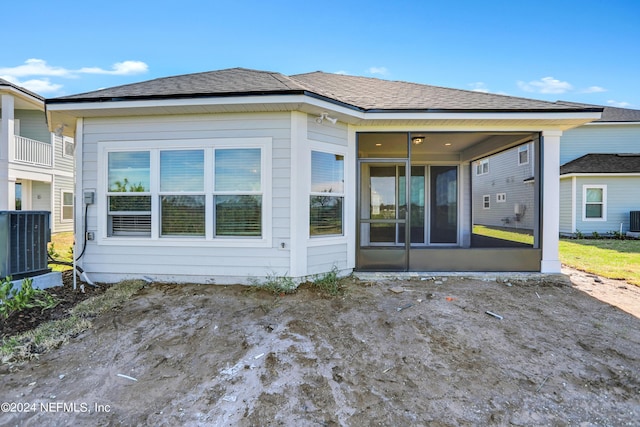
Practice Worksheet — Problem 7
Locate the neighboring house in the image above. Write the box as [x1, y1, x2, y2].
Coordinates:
[1, 78, 75, 232]
[472, 103, 640, 237]
[558, 103, 640, 236]
[45, 68, 601, 284]
[471, 142, 536, 232]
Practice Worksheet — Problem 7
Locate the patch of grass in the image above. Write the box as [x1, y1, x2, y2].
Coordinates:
[473, 225, 640, 285]
[1, 280, 147, 364]
[308, 266, 347, 296]
[48, 232, 75, 272]
[473, 225, 534, 245]
[253, 273, 297, 295]
[559, 238, 640, 286]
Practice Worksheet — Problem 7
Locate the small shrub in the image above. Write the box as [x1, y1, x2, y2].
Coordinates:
[0, 277, 58, 319]
[260, 273, 297, 295]
[591, 231, 600, 239]
[610, 230, 626, 240]
[310, 266, 344, 296]
[574, 229, 584, 239]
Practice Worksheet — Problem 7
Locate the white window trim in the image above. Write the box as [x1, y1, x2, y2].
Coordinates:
[61, 189, 74, 223]
[518, 144, 529, 166]
[309, 148, 346, 239]
[483, 194, 490, 209]
[97, 138, 272, 247]
[307, 140, 349, 246]
[496, 193, 506, 203]
[476, 159, 489, 176]
[582, 185, 607, 222]
[63, 137, 75, 158]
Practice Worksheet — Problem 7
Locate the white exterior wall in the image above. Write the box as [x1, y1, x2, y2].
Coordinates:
[560, 124, 640, 165]
[305, 115, 352, 275]
[567, 175, 640, 234]
[79, 112, 293, 284]
[559, 178, 574, 234]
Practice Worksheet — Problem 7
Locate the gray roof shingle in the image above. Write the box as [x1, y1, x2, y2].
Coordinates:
[560, 153, 640, 174]
[48, 67, 601, 113]
[556, 101, 640, 122]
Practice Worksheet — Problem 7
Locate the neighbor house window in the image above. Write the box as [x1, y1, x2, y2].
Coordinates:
[107, 151, 152, 236]
[583, 185, 607, 221]
[310, 150, 344, 236]
[483, 195, 490, 209]
[61, 191, 74, 221]
[476, 159, 489, 176]
[160, 150, 205, 236]
[63, 137, 75, 158]
[496, 193, 506, 203]
[518, 145, 529, 165]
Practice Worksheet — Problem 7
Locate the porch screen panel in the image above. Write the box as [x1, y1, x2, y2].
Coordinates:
[430, 166, 457, 244]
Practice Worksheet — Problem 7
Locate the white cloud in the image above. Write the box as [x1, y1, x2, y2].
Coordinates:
[0, 58, 71, 77]
[606, 100, 632, 108]
[0, 75, 62, 94]
[0, 58, 148, 79]
[469, 82, 490, 93]
[334, 70, 350, 75]
[77, 60, 148, 75]
[581, 86, 607, 93]
[368, 66, 389, 76]
[517, 77, 573, 94]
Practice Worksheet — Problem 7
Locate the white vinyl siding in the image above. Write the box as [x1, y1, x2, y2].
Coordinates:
[305, 118, 352, 274]
[572, 176, 640, 234]
[560, 124, 640, 165]
[80, 113, 289, 283]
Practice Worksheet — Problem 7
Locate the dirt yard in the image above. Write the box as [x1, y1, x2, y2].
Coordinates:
[1, 270, 639, 426]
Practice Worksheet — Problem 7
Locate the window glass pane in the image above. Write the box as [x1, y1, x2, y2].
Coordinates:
[215, 195, 262, 236]
[108, 151, 150, 192]
[586, 204, 603, 218]
[312, 152, 344, 193]
[109, 195, 151, 212]
[431, 166, 458, 243]
[310, 196, 343, 235]
[161, 195, 205, 236]
[63, 192, 73, 205]
[63, 206, 73, 220]
[161, 150, 204, 192]
[215, 149, 261, 191]
[586, 188, 603, 203]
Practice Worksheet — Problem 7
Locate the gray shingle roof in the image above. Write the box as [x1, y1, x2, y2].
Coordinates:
[560, 153, 640, 174]
[48, 67, 600, 113]
[556, 101, 640, 122]
[52, 68, 308, 100]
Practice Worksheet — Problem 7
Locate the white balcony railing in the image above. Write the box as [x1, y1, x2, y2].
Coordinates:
[12, 135, 53, 167]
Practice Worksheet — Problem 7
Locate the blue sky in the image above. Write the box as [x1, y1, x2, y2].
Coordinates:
[3, 0, 639, 108]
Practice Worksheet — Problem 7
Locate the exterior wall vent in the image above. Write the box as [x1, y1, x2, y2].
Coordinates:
[0, 211, 51, 279]
[630, 211, 640, 233]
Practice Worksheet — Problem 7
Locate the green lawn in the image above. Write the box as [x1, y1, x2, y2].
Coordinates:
[473, 225, 640, 286]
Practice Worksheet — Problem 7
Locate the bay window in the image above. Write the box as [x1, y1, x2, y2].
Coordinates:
[105, 142, 266, 240]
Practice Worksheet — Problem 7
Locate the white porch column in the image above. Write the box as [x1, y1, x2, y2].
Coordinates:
[1, 94, 15, 210]
[540, 130, 562, 273]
